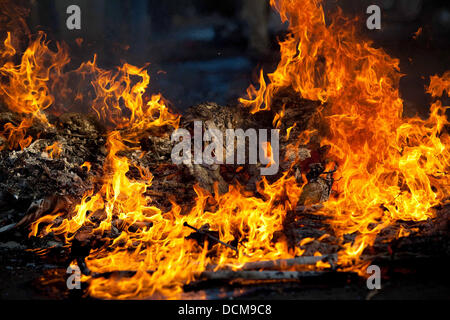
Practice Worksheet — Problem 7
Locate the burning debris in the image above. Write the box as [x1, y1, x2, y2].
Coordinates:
[0, 0, 449, 300]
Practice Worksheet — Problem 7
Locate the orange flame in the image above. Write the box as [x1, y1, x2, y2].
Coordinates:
[428, 71, 450, 98]
[80, 161, 91, 172]
[45, 141, 62, 159]
[8, 0, 449, 299]
[1, 32, 16, 58]
[0, 31, 69, 149]
[241, 0, 449, 269]
[413, 27, 422, 40]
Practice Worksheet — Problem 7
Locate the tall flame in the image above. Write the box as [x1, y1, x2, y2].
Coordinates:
[241, 0, 449, 268]
[2, 0, 448, 299]
[0, 31, 69, 149]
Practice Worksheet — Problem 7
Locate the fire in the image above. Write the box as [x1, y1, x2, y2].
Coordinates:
[45, 141, 62, 158]
[0, 31, 69, 149]
[241, 0, 449, 269]
[1, 119, 33, 150]
[83, 175, 306, 299]
[413, 27, 422, 40]
[1, 0, 448, 299]
[428, 71, 450, 98]
[80, 161, 91, 172]
[1, 32, 15, 58]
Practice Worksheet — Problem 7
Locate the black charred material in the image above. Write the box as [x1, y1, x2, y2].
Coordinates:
[184, 222, 239, 253]
[306, 163, 325, 182]
[69, 238, 92, 276]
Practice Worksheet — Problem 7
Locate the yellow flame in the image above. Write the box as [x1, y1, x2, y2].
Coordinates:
[241, 0, 449, 269]
[3, 0, 448, 299]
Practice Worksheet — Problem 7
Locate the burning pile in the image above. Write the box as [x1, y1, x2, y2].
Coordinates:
[0, 0, 448, 299]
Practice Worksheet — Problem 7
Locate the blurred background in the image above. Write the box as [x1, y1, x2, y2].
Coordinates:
[13, 0, 450, 113]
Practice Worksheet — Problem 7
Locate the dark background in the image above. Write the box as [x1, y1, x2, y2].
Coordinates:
[24, 0, 450, 114]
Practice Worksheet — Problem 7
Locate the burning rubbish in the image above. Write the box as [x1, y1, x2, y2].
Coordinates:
[0, 0, 449, 301]
[171, 121, 280, 175]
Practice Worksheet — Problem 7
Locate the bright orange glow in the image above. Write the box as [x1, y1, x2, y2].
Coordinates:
[3, 0, 448, 299]
[0, 31, 69, 149]
[241, 0, 449, 270]
[80, 161, 91, 172]
[428, 71, 450, 98]
[45, 141, 62, 158]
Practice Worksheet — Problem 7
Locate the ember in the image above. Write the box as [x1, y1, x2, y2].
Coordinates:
[0, 0, 448, 301]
